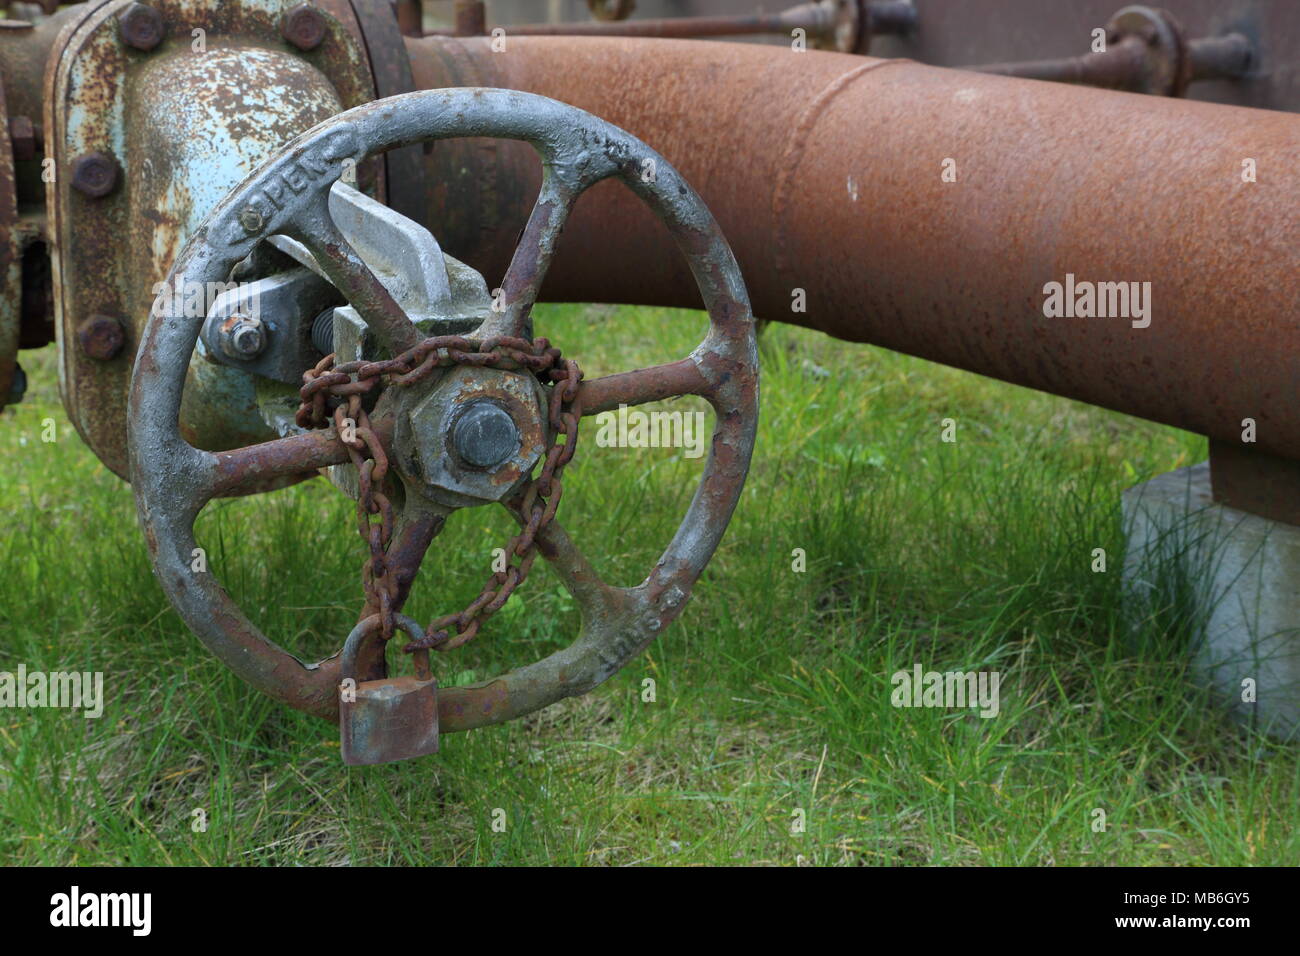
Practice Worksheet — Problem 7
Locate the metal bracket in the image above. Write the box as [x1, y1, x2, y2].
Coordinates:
[198, 267, 339, 385]
[202, 181, 493, 384]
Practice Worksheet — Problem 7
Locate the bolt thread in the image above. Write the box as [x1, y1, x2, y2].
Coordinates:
[311, 308, 335, 356]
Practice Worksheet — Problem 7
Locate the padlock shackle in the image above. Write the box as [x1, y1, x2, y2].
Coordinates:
[341, 614, 428, 683]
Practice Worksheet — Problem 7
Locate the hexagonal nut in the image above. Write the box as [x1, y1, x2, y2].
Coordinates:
[77, 314, 125, 361]
[282, 3, 328, 51]
[119, 3, 165, 52]
[71, 152, 119, 198]
[400, 367, 547, 506]
[218, 314, 266, 360]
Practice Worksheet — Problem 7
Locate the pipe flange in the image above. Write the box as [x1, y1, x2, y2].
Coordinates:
[587, 0, 635, 22]
[830, 0, 864, 55]
[1106, 5, 1192, 97]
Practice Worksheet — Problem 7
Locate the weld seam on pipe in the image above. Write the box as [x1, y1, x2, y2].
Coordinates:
[772, 56, 911, 291]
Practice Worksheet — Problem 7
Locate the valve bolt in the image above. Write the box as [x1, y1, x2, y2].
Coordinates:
[220, 314, 266, 360]
[282, 4, 328, 51]
[239, 207, 264, 234]
[119, 3, 165, 52]
[77, 315, 125, 361]
[453, 402, 520, 469]
[71, 152, 119, 198]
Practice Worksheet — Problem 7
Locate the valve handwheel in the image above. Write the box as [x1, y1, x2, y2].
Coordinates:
[128, 89, 758, 756]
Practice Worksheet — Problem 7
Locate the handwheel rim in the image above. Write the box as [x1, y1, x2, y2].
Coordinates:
[128, 88, 758, 731]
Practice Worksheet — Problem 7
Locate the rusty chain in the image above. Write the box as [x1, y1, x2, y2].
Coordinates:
[296, 334, 583, 655]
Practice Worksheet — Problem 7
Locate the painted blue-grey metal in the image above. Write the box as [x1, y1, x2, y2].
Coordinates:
[128, 88, 758, 744]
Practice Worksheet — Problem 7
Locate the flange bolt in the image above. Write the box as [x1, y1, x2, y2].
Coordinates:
[119, 3, 165, 52]
[282, 4, 327, 51]
[220, 314, 266, 360]
[453, 402, 520, 469]
[71, 152, 119, 198]
[77, 314, 126, 361]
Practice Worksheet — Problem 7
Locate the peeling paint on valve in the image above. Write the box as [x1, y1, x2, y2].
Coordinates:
[127, 88, 757, 754]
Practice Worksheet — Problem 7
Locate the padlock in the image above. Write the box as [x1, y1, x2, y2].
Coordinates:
[339, 614, 439, 766]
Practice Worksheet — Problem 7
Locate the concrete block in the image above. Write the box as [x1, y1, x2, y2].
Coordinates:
[1122, 461, 1300, 738]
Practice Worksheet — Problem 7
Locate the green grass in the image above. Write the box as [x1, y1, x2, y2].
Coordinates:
[1, 304, 1296, 865]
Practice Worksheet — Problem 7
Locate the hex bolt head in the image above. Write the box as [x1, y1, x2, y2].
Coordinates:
[71, 152, 119, 198]
[239, 206, 264, 234]
[453, 402, 520, 469]
[282, 4, 327, 51]
[221, 315, 266, 360]
[77, 315, 125, 361]
[119, 3, 165, 52]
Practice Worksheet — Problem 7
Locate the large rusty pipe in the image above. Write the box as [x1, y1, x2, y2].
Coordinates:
[406, 36, 1299, 461]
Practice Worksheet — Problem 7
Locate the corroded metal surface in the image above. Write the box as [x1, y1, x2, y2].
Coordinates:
[0, 73, 19, 408]
[339, 614, 440, 766]
[282, 2, 328, 51]
[871, 0, 1290, 111]
[480, 0, 908, 55]
[0, 10, 70, 411]
[76, 313, 125, 360]
[407, 34, 1300, 464]
[46, 0, 375, 478]
[1209, 441, 1300, 527]
[341, 0, 425, 224]
[297, 334, 585, 660]
[973, 5, 1251, 97]
[402, 365, 547, 505]
[129, 88, 758, 737]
